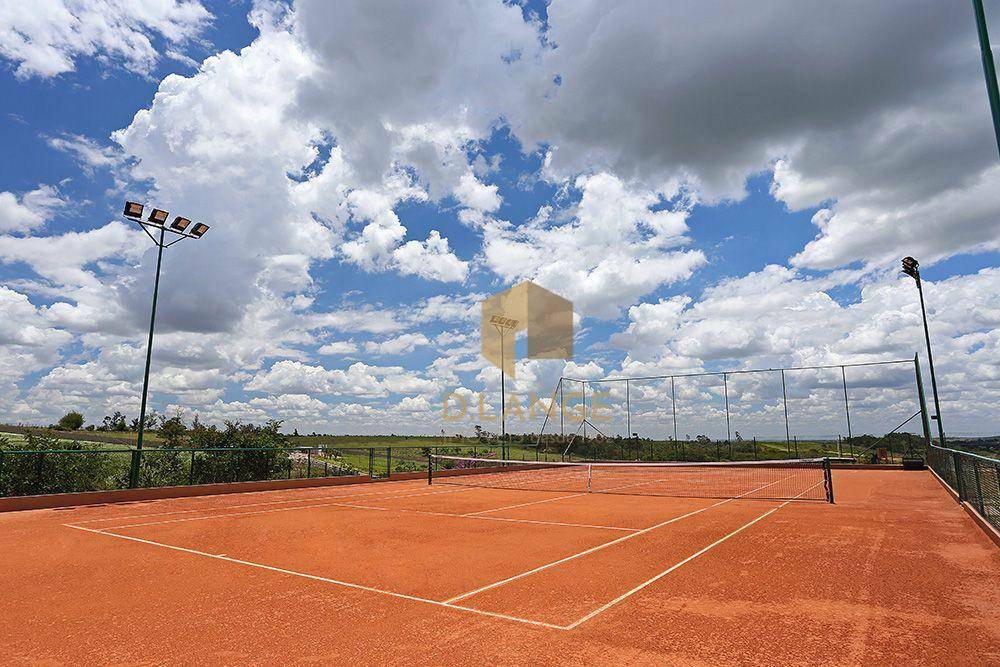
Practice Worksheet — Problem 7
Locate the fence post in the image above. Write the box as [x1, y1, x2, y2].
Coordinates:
[625, 379, 631, 440]
[753, 437, 758, 460]
[781, 369, 791, 447]
[427, 454, 433, 485]
[841, 365, 853, 440]
[670, 376, 678, 443]
[972, 460, 985, 515]
[387, 447, 392, 476]
[723, 372, 732, 444]
[188, 450, 195, 485]
[307, 450, 312, 478]
[953, 451, 965, 501]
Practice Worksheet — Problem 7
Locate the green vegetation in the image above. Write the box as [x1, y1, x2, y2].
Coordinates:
[56, 412, 84, 431]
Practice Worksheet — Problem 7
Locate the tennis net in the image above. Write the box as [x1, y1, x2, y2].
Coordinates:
[428, 455, 834, 502]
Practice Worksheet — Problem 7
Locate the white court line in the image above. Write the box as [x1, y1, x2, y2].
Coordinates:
[71, 480, 450, 525]
[64, 524, 569, 631]
[100, 487, 471, 530]
[444, 476, 790, 604]
[463, 493, 585, 516]
[565, 480, 824, 629]
[327, 501, 638, 532]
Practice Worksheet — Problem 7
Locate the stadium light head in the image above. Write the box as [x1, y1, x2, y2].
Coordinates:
[901, 256, 920, 280]
[123, 201, 144, 219]
[147, 208, 169, 226]
[490, 315, 519, 331]
[170, 216, 191, 233]
[189, 222, 210, 238]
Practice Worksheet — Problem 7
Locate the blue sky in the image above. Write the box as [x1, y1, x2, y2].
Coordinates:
[0, 0, 998, 437]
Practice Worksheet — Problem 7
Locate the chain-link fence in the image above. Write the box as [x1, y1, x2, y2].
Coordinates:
[927, 444, 1000, 534]
[542, 358, 931, 462]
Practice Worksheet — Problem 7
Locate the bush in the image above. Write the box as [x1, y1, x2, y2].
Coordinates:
[56, 412, 85, 431]
[0, 430, 128, 496]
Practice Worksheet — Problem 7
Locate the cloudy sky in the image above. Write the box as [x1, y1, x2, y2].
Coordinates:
[0, 0, 998, 438]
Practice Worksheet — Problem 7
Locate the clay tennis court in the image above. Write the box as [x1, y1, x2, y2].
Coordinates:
[1, 464, 998, 665]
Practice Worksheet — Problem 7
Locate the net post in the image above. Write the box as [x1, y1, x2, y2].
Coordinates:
[823, 457, 834, 503]
[587, 463, 592, 493]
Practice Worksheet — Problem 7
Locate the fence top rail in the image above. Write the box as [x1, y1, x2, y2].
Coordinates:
[930, 444, 1000, 464]
[0, 446, 349, 456]
[561, 358, 916, 385]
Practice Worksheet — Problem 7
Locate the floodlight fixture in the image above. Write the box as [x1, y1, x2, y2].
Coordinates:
[901, 256, 920, 281]
[189, 222, 210, 238]
[124, 201, 144, 219]
[148, 208, 169, 226]
[170, 216, 191, 232]
[490, 315, 519, 331]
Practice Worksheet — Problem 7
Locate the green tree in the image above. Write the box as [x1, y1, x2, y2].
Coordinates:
[56, 412, 84, 431]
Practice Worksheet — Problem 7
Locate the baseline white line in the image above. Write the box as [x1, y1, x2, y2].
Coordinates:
[71, 482, 454, 525]
[463, 493, 585, 516]
[100, 487, 471, 530]
[64, 525, 568, 631]
[565, 480, 824, 629]
[444, 476, 791, 604]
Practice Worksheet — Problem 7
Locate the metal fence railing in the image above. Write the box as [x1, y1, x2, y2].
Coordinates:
[0, 444, 519, 498]
[0, 447, 373, 498]
[927, 444, 1000, 534]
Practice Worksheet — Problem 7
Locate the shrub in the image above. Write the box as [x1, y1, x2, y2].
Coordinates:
[0, 430, 127, 496]
[56, 412, 85, 431]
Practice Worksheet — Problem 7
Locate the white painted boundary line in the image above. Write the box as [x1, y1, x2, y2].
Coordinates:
[99, 489, 638, 533]
[326, 502, 638, 532]
[100, 487, 473, 530]
[70, 480, 456, 525]
[64, 524, 569, 631]
[565, 480, 824, 629]
[444, 476, 790, 604]
[463, 493, 585, 516]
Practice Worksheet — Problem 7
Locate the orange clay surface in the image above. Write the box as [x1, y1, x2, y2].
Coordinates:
[1, 469, 998, 665]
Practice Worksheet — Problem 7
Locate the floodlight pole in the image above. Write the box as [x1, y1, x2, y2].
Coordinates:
[973, 0, 1000, 157]
[902, 258, 946, 447]
[135, 225, 166, 461]
[491, 316, 518, 460]
[493, 322, 509, 460]
[123, 201, 209, 487]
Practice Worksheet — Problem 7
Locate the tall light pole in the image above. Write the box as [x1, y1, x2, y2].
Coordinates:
[490, 314, 518, 460]
[123, 201, 210, 486]
[973, 0, 1000, 157]
[902, 257, 946, 447]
